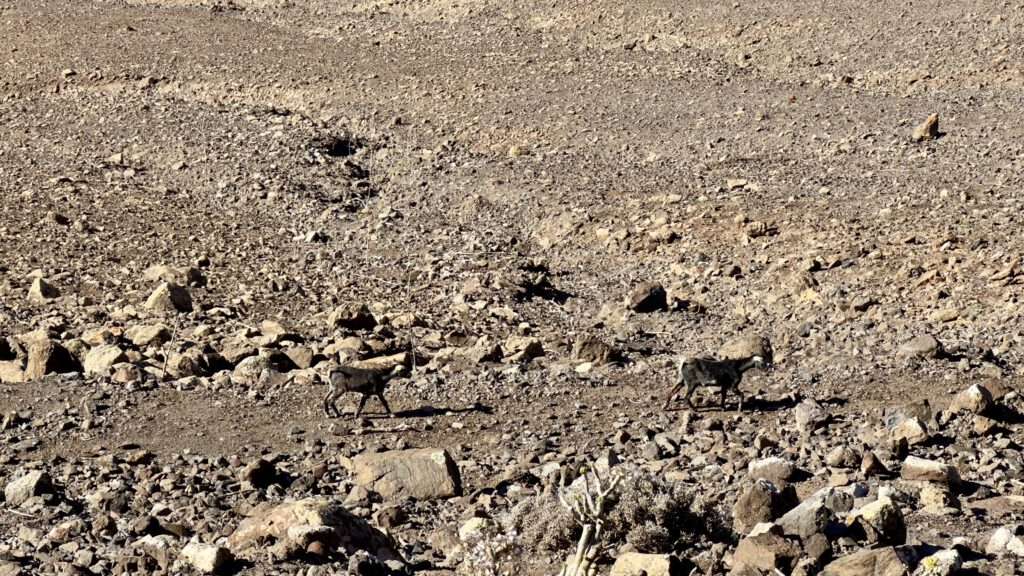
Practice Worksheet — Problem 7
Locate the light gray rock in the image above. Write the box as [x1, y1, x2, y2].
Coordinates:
[181, 541, 233, 574]
[719, 334, 773, 363]
[986, 525, 1024, 557]
[890, 417, 929, 446]
[729, 523, 801, 576]
[748, 457, 794, 487]
[911, 549, 960, 576]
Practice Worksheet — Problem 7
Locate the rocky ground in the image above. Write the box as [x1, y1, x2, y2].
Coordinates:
[2, 0, 1024, 575]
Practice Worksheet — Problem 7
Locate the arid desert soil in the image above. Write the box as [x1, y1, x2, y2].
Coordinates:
[2, 1, 1024, 575]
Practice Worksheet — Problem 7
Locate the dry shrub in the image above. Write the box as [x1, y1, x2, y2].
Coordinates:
[502, 467, 728, 557]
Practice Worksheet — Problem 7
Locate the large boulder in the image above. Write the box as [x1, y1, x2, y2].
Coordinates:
[898, 334, 941, 359]
[166, 348, 209, 379]
[890, 417, 929, 446]
[349, 352, 410, 372]
[350, 448, 462, 501]
[143, 264, 205, 286]
[794, 399, 828, 436]
[226, 498, 401, 562]
[232, 355, 273, 386]
[0, 361, 24, 384]
[0, 338, 26, 382]
[572, 336, 617, 365]
[503, 335, 544, 363]
[132, 534, 174, 569]
[913, 550, 960, 576]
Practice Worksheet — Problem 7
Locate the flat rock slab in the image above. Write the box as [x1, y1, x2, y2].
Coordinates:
[822, 546, 914, 576]
[611, 552, 686, 576]
[351, 448, 462, 501]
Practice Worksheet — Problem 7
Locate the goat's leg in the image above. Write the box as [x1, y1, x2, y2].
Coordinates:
[323, 389, 336, 417]
[720, 385, 728, 409]
[663, 382, 684, 409]
[681, 381, 698, 410]
[377, 393, 393, 417]
[354, 394, 370, 419]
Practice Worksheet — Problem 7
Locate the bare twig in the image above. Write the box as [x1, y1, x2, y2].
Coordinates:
[161, 322, 180, 382]
[3, 508, 37, 519]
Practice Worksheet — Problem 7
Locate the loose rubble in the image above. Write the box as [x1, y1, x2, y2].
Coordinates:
[3, 1, 1024, 575]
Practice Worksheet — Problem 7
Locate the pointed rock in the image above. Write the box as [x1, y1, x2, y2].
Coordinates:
[20, 331, 81, 379]
[911, 113, 940, 142]
[145, 282, 192, 313]
[27, 278, 59, 303]
[5, 470, 54, 506]
[948, 384, 993, 415]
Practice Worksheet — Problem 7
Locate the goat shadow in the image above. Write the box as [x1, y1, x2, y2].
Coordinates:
[390, 402, 494, 419]
[665, 394, 800, 414]
[987, 403, 1024, 425]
